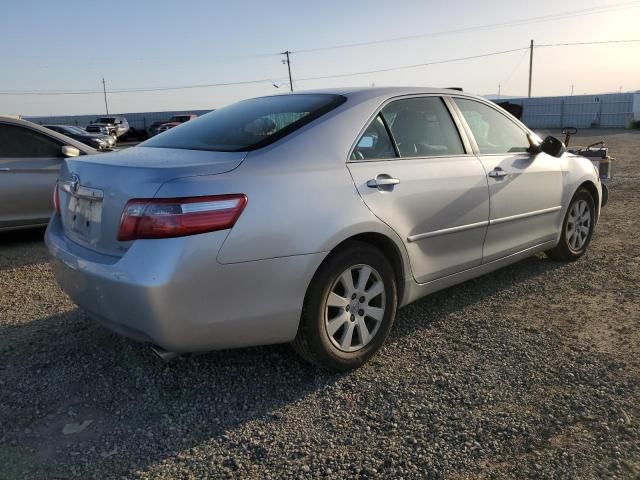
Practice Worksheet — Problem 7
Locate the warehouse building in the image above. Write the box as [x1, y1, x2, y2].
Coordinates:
[498, 91, 640, 129]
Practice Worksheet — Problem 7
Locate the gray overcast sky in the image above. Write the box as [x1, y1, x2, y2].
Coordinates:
[0, 0, 639, 116]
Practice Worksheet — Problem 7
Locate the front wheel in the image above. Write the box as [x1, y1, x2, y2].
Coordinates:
[293, 242, 397, 371]
[546, 188, 596, 261]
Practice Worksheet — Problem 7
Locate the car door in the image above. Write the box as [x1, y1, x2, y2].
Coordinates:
[0, 122, 65, 229]
[347, 96, 490, 284]
[451, 98, 564, 263]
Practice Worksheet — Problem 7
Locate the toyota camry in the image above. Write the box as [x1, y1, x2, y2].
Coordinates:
[46, 87, 604, 370]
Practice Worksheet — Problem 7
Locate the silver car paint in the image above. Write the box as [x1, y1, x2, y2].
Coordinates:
[0, 117, 97, 231]
[46, 87, 601, 353]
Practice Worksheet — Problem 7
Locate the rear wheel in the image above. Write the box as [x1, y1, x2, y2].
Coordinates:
[293, 242, 397, 371]
[546, 188, 596, 261]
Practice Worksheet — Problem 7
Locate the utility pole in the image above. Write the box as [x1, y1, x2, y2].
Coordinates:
[101, 77, 109, 115]
[570, 84, 574, 96]
[527, 39, 534, 98]
[497, 84, 501, 100]
[281, 51, 293, 92]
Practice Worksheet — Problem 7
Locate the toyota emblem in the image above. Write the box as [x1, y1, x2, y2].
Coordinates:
[70, 173, 80, 194]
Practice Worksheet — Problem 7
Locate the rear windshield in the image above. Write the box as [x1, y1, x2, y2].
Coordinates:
[142, 94, 346, 152]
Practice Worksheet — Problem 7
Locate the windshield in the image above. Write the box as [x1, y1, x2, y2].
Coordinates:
[143, 94, 346, 152]
[95, 117, 116, 124]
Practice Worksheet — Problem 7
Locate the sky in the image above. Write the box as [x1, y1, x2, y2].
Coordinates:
[0, 0, 639, 116]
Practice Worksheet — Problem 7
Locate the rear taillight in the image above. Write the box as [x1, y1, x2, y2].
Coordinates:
[53, 182, 61, 215]
[117, 194, 247, 241]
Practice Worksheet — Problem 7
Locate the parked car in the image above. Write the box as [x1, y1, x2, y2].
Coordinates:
[149, 114, 198, 137]
[157, 114, 198, 134]
[147, 120, 169, 138]
[44, 124, 115, 150]
[117, 126, 148, 142]
[0, 116, 97, 231]
[86, 116, 129, 138]
[46, 87, 604, 370]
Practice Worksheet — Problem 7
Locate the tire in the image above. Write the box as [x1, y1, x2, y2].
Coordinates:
[546, 188, 596, 262]
[293, 241, 398, 371]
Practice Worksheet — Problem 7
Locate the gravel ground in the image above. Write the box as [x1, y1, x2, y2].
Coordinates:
[1, 130, 639, 479]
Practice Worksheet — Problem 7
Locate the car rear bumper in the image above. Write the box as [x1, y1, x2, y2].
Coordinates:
[45, 216, 325, 352]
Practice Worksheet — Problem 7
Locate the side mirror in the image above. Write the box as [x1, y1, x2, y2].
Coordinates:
[540, 136, 566, 158]
[61, 146, 80, 157]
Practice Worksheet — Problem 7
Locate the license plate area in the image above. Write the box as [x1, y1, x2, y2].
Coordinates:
[61, 183, 104, 246]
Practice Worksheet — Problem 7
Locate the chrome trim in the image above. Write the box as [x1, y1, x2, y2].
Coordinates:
[407, 220, 488, 243]
[59, 181, 104, 201]
[490, 206, 561, 225]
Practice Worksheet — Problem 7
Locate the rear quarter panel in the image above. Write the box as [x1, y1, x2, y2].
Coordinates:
[153, 98, 412, 275]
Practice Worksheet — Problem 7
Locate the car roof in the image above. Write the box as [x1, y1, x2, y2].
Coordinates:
[0, 116, 97, 153]
[281, 86, 473, 102]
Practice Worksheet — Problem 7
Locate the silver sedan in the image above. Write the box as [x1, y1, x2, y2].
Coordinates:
[46, 87, 603, 370]
[0, 116, 97, 232]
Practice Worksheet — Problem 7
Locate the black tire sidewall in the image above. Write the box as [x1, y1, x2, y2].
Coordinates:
[301, 243, 397, 370]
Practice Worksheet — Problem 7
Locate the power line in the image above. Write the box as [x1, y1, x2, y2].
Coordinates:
[296, 47, 530, 82]
[0, 78, 277, 96]
[536, 39, 640, 48]
[0, 39, 638, 96]
[290, 1, 640, 54]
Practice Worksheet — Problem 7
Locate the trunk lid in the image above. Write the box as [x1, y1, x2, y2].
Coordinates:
[59, 146, 246, 257]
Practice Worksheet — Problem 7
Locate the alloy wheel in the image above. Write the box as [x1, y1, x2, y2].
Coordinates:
[566, 199, 591, 252]
[324, 264, 386, 352]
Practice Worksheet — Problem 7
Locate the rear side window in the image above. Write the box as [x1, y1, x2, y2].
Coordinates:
[143, 94, 346, 152]
[454, 98, 529, 154]
[351, 115, 396, 160]
[0, 124, 62, 158]
[381, 97, 464, 157]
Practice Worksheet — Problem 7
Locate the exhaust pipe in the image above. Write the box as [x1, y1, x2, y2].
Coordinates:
[150, 345, 179, 362]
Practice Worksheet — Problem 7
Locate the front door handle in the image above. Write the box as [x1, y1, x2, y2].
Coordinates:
[367, 176, 400, 188]
[488, 168, 508, 178]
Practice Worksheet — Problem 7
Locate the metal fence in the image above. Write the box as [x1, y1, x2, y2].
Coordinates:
[504, 92, 638, 128]
[25, 92, 640, 132]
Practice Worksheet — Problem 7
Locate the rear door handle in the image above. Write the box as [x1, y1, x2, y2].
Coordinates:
[488, 168, 508, 178]
[367, 176, 400, 188]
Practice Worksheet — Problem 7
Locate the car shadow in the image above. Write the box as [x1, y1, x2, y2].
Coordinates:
[0, 227, 48, 272]
[0, 253, 564, 477]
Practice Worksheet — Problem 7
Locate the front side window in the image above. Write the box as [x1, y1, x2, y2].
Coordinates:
[381, 97, 464, 158]
[143, 94, 346, 152]
[351, 115, 396, 160]
[453, 98, 529, 154]
[0, 124, 62, 158]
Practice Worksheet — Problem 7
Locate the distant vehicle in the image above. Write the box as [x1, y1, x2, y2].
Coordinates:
[46, 88, 604, 371]
[0, 116, 97, 231]
[86, 116, 129, 138]
[118, 126, 148, 142]
[150, 114, 198, 136]
[44, 124, 115, 150]
[147, 120, 168, 138]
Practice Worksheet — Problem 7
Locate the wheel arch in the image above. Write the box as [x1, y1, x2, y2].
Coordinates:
[316, 231, 410, 307]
